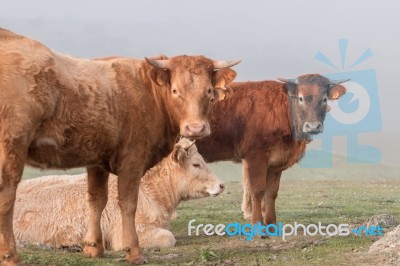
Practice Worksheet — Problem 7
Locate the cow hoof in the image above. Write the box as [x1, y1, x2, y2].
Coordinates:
[83, 244, 104, 258]
[125, 253, 148, 265]
[1, 253, 21, 266]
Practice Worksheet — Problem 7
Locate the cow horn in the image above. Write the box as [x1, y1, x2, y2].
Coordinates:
[213, 60, 241, 69]
[277, 78, 298, 84]
[183, 139, 196, 151]
[145, 57, 172, 70]
[328, 78, 351, 85]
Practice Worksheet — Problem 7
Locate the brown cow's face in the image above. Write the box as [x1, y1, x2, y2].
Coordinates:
[283, 74, 348, 140]
[146, 55, 239, 139]
[172, 138, 224, 198]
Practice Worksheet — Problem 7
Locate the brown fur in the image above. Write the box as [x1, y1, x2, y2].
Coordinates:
[197, 76, 347, 225]
[0, 28, 238, 265]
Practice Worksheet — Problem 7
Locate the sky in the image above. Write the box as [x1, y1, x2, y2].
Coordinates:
[1, 0, 399, 164]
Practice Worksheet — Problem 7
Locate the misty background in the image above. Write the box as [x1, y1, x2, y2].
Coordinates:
[1, 0, 399, 166]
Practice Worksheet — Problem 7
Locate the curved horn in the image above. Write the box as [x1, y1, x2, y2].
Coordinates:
[145, 57, 172, 70]
[277, 78, 298, 84]
[328, 78, 350, 85]
[213, 60, 241, 69]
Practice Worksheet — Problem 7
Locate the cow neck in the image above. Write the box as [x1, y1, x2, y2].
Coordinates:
[140, 157, 180, 217]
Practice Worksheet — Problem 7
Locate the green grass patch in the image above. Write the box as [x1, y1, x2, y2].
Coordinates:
[18, 158, 400, 265]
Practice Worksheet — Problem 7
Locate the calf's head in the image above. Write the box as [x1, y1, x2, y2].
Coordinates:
[171, 138, 224, 199]
[146, 55, 240, 139]
[278, 74, 348, 140]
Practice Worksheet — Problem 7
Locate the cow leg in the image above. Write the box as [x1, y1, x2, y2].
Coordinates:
[83, 167, 109, 258]
[117, 163, 147, 264]
[263, 170, 282, 225]
[0, 140, 26, 266]
[244, 156, 268, 225]
[241, 160, 252, 221]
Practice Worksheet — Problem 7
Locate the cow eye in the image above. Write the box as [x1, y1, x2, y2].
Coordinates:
[208, 88, 213, 94]
[171, 88, 178, 94]
[323, 97, 328, 103]
[192, 163, 200, 168]
[298, 96, 304, 102]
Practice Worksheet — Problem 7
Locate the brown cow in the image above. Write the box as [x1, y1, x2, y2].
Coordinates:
[0, 28, 239, 265]
[196, 74, 348, 226]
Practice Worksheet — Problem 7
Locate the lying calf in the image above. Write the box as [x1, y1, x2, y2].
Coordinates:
[14, 139, 224, 250]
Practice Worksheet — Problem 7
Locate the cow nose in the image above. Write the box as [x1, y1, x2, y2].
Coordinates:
[303, 121, 323, 134]
[183, 122, 207, 138]
[187, 122, 205, 134]
[219, 183, 225, 190]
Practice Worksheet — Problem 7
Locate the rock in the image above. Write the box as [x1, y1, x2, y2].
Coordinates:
[368, 224, 400, 255]
[364, 214, 398, 229]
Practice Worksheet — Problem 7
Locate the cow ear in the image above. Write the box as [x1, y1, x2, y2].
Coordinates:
[285, 83, 297, 97]
[329, 84, 346, 100]
[213, 68, 237, 101]
[149, 68, 170, 86]
[215, 89, 226, 101]
[213, 86, 233, 101]
[172, 144, 186, 166]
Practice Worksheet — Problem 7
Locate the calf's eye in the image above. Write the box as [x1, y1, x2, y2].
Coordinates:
[298, 96, 304, 103]
[192, 163, 200, 168]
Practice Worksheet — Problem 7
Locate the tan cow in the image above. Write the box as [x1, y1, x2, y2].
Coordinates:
[0, 28, 239, 265]
[14, 139, 224, 250]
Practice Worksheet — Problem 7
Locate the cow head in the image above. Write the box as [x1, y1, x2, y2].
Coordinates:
[146, 55, 240, 139]
[278, 74, 349, 140]
[171, 138, 224, 198]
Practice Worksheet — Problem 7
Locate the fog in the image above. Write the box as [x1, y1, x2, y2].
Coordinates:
[1, 0, 399, 165]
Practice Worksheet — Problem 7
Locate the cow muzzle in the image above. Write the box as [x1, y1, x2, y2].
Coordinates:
[181, 121, 210, 139]
[303, 121, 324, 134]
[207, 183, 225, 196]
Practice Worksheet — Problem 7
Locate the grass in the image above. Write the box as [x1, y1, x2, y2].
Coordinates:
[18, 157, 400, 265]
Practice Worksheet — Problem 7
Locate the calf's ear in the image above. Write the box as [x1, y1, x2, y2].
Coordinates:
[149, 68, 170, 86]
[213, 68, 237, 100]
[329, 84, 346, 100]
[172, 144, 187, 166]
